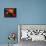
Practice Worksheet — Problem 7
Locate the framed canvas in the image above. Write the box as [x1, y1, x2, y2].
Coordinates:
[4, 8, 16, 17]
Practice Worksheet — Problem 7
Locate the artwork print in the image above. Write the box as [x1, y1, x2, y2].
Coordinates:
[4, 8, 16, 17]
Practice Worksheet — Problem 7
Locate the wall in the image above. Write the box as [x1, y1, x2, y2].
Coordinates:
[0, 0, 46, 45]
